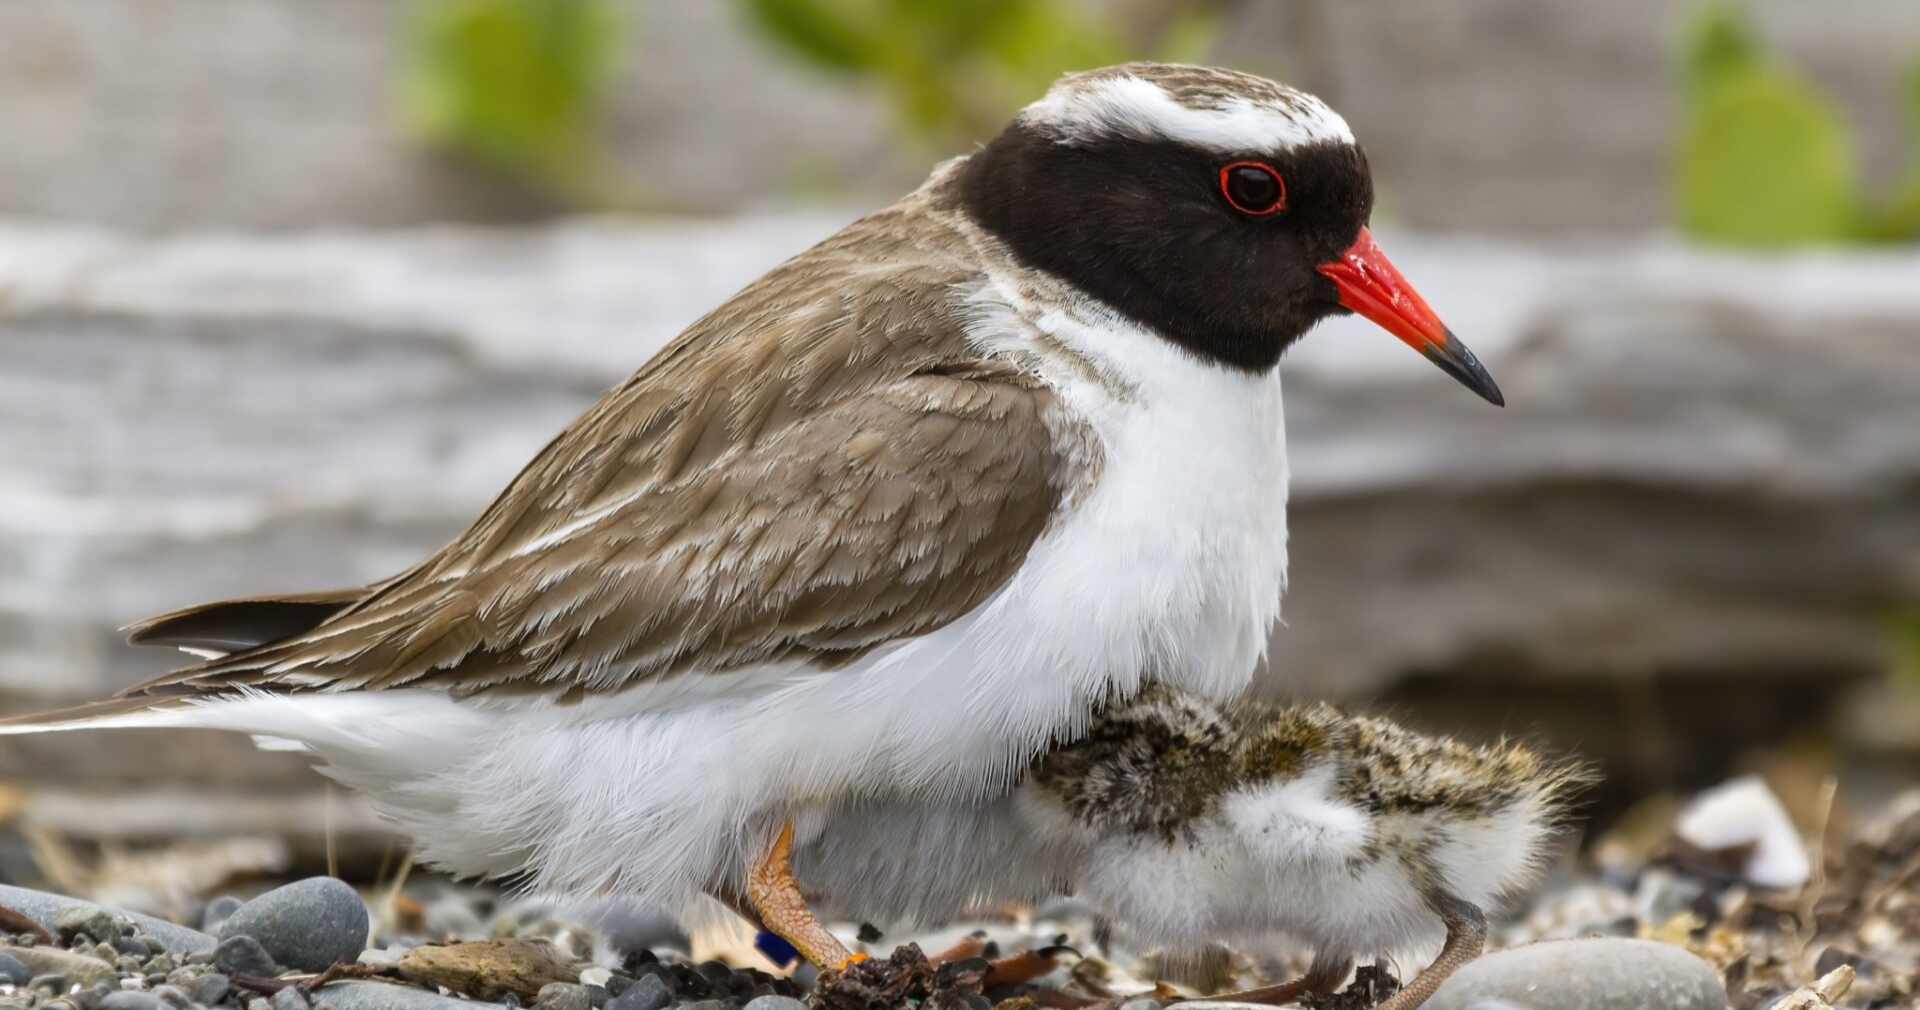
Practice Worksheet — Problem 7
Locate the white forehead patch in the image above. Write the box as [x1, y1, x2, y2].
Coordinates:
[1020, 71, 1353, 154]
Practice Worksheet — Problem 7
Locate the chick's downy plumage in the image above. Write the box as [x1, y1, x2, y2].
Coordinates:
[797, 688, 1583, 997]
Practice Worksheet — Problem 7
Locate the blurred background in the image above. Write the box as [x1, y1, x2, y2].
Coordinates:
[1, 0, 1920, 991]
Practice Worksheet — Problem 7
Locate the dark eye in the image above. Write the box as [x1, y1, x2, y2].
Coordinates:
[1220, 162, 1286, 216]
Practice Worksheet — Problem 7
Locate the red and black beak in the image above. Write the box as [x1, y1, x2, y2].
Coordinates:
[1316, 228, 1504, 407]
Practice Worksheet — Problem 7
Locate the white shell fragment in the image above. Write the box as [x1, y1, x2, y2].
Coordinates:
[1673, 775, 1811, 889]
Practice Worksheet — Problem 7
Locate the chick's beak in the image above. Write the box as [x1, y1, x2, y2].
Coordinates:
[1316, 227, 1505, 406]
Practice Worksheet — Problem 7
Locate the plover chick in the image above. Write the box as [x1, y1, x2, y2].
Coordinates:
[797, 688, 1583, 1006]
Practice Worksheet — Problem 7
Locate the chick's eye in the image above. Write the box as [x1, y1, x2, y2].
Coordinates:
[1220, 162, 1285, 216]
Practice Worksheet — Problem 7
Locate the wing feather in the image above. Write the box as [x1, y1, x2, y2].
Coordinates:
[124, 198, 1073, 702]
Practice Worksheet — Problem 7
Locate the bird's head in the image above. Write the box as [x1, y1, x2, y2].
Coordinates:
[958, 62, 1502, 405]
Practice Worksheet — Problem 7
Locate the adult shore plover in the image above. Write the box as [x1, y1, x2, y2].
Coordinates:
[3, 63, 1504, 968]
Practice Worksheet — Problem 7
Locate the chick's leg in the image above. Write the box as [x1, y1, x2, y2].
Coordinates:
[746, 820, 865, 969]
[1372, 896, 1485, 1010]
[1200, 953, 1352, 1006]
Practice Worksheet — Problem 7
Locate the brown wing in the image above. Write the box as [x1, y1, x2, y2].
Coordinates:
[126, 198, 1071, 701]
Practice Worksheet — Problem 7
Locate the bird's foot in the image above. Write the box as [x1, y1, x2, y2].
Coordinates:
[745, 820, 862, 970]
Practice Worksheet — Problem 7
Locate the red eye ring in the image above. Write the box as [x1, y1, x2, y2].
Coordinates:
[1220, 161, 1286, 216]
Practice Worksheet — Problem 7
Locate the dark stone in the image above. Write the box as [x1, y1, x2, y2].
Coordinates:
[606, 972, 674, 1010]
[0, 950, 28, 985]
[217, 878, 369, 975]
[213, 935, 280, 978]
[195, 973, 233, 1005]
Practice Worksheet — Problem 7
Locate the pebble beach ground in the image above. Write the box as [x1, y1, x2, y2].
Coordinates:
[0, 778, 1917, 1010]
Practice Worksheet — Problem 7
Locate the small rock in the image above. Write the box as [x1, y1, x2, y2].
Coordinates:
[535, 982, 592, 1010]
[309, 980, 480, 1010]
[395, 939, 578, 1002]
[272, 987, 312, 1010]
[248, 999, 272, 1010]
[202, 898, 244, 935]
[1118, 1001, 1163, 1010]
[213, 935, 280, 978]
[0, 951, 27, 985]
[583, 984, 611, 1009]
[605, 973, 673, 1010]
[194, 973, 233, 1005]
[1422, 937, 1729, 1010]
[5, 945, 118, 989]
[741, 997, 806, 1010]
[149, 985, 193, 1009]
[98, 993, 165, 1010]
[218, 878, 369, 975]
[53, 905, 118, 947]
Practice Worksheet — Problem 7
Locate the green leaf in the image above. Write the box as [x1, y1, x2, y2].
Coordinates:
[398, 0, 623, 182]
[1677, 70, 1857, 246]
[1673, 3, 1858, 247]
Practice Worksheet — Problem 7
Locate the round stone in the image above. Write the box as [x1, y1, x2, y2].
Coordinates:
[605, 973, 674, 1010]
[1422, 938, 1730, 1010]
[535, 982, 593, 1010]
[742, 997, 806, 1010]
[217, 878, 369, 975]
[0, 950, 28, 986]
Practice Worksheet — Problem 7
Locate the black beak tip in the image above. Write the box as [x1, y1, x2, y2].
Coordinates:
[1423, 334, 1505, 407]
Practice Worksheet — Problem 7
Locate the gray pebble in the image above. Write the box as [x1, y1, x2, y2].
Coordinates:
[606, 973, 673, 1010]
[0, 885, 214, 958]
[307, 980, 483, 1010]
[534, 983, 592, 1010]
[195, 973, 233, 1005]
[678, 1002, 731, 1010]
[1119, 1001, 1163, 1010]
[52, 905, 118, 946]
[248, 1000, 272, 1010]
[741, 997, 806, 1010]
[0, 951, 26, 985]
[202, 897, 244, 935]
[98, 993, 166, 1010]
[218, 878, 368, 975]
[213, 935, 280, 978]
[150, 986, 194, 1009]
[273, 987, 312, 1010]
[1422, 938, 1731, 1010]
[584, 984, 611, 1009]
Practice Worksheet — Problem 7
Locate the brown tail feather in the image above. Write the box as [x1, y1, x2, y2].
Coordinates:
[123, 588, 369, 654]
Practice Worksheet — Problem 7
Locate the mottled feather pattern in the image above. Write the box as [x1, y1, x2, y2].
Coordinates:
[126, 190, 1068, 701]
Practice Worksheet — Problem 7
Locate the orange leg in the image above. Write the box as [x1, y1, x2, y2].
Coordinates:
[1198, 954, 1352, 1006]
[747, 820, 867, 970]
